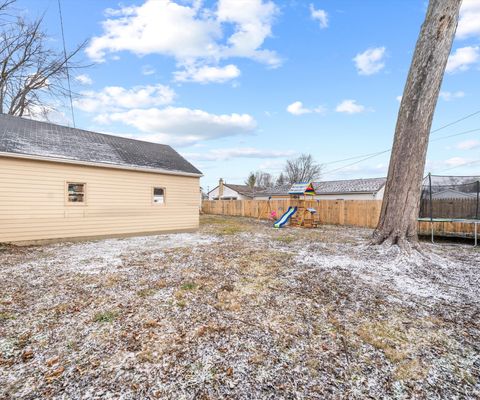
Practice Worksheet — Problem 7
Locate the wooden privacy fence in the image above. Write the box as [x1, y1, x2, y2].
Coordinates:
[202, 199, 382, 229]
[202, 199, 477, 238]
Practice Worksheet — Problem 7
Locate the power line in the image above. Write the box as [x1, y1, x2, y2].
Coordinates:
[431, 127, 480, 142]
[321, 150, 389, 165]
[57, 0, 75, 128]
[322, 110, 480, 176]
[323, 150, 391, 175]
[430, 110, 480, 134]
[436, 159, 480, 173]
[323, 126, 480, 176]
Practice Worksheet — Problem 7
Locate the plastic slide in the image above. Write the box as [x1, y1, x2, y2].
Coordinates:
[273, 206, 297, 228]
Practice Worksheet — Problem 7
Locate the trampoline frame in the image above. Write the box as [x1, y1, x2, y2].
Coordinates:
[417, 217, 479, 247]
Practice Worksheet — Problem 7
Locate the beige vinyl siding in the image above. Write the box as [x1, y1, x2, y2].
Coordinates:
[0, 156, 200, 243]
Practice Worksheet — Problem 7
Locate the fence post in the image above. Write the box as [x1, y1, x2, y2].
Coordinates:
[476, 180, 479, 220]
[428, 173, 433, 222]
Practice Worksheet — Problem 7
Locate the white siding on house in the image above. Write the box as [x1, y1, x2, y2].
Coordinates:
[208, 186, 250, 200]
[314, 186, 385, 201]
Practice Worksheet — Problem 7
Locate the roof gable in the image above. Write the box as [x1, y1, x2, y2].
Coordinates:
[0, 114, 201, 176]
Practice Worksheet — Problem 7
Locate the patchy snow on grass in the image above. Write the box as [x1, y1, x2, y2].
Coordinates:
[17, 232, 221, 274]
[0, 216, 479, 399]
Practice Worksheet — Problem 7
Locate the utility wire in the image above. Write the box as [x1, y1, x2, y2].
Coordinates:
[436, 159, 480, 173]
[322, 110, 480, 176]
[431, 128, 480, 142]
[430, 110, 480, 134]
[323, 150, 391, 176]
[57, 0, 75, 127]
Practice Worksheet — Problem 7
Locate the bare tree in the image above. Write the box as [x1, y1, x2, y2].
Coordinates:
[255, 171, 274, 188]
[283, 154, 322, 184]
[0, 0, 87, 119]
[244, 171, 274, 189]
[373, 0, 462, 249]
[0, 0, 15, 14]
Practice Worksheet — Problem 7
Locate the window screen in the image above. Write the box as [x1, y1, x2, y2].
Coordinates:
[153, 187, 165, 204]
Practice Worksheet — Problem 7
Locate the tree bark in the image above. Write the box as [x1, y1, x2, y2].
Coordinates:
[373, 0, 462, 248]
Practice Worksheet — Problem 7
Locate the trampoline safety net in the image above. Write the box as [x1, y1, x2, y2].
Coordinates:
[420, 175, 480, 220]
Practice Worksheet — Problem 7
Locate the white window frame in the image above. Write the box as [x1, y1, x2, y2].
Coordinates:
[152, 186, 166, 205]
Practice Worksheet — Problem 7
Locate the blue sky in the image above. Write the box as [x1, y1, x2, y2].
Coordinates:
[17, 0, 480, 190]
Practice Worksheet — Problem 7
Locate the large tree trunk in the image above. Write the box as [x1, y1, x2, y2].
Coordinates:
[373, 0, 462, 248]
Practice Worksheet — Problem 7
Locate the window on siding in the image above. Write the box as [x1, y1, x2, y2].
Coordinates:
[67, 183, 85, 203]
[153, 187, 165, 204]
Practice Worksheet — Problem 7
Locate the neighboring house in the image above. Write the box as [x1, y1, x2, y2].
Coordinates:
[431, 189, 477, 200]
[253, 178, 387, 201]
[0, 114, 202, 244]
[312, 177, 386, 200]
[252, 184, 292, 200]
[208, 178, 263, 200]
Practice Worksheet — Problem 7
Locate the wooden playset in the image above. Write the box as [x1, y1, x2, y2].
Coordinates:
[273, 182, 320, 228]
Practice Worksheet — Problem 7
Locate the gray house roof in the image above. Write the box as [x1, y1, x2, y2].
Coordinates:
[431, 189, 476, 200]
[0, 114, 202, 176]
[312, 177, 386, 194]
[256, 184, 292, 197]
[223, 184, 264, 197]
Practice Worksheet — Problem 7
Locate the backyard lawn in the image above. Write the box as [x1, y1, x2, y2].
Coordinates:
[0, 215, 479, 399]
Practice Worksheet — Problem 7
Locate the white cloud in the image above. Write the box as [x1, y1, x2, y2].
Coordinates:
[445, 157, 470, 167]
[353, 47, 386, 75]
[24, 104, 70, 126]
[87, 0, 219, 62]
[446, 46, 479, 73]
[216, 0, 280, 66]
[309, 4, 328, 29]
[182, 147, 294, 161]
[335, 99, 366, 114]
[74, 84, 175, 113]
[86, 0, 280, 77]
[457, 0, 480, 39]
[439, 91, 465, 101]
[456, 139, 480, 150]
[141, 65, 156, 75]
[174, 64, 240, 83]
[75, 74, 93, 85]
[258, 159, 286, 171]
[396, 95, 402, 102]
[95, 106, 257, 146]
[287, 101, 326, 115]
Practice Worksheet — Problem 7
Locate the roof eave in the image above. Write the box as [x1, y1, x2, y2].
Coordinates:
[316, 191, 378, 195]
[0, 151, 203, 178]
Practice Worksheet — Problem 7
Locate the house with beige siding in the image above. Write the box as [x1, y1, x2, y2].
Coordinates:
[0, 114, 202, 244]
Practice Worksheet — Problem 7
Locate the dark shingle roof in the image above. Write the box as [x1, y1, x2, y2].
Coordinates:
[312, 177, 386, 194]
[0, 114, 202, 175]
[224, 184, 264, 197]
[431, 189, 476, 200]
[257, 184, 291, 196]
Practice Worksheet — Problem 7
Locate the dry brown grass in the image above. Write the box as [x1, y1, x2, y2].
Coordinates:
[0, 215, 478, 399]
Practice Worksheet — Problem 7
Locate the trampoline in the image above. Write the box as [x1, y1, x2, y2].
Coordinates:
[419, 174, 480, 246]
